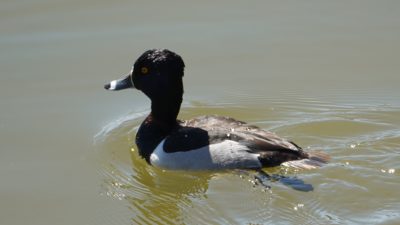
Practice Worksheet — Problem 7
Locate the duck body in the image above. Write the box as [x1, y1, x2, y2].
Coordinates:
[138, 115, 306, 170]
[105, 49, 328, 171]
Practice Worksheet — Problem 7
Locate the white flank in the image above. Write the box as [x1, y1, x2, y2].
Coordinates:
[109, 80, 117, 90]
[150, 139, 262, 170]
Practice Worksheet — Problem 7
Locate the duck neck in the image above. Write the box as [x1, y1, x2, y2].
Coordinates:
[150, 94, 182, 131]
[136, 80, 184, 163]
[152, 78, 183, 129]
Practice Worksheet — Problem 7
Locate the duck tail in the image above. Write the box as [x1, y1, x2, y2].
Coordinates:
[282, 151, 330, 170]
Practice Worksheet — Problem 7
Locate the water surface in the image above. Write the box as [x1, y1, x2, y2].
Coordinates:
[1, 1, 399, 224]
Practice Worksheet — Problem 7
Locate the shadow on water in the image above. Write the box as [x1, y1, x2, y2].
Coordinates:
[255, 170, 314, 192]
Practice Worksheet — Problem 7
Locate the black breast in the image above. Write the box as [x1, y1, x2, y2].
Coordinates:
[135, 116, 169, 162]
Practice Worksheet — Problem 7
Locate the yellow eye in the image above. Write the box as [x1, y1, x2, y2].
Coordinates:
[141, 67, 149, 74]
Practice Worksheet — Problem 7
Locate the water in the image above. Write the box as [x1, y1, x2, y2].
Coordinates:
[1, 1, 399, 224]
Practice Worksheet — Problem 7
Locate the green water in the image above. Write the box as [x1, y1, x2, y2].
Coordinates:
[1, 1, 399, 224]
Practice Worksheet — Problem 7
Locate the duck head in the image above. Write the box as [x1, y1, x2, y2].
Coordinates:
[105, 49, 185, 98]
[105, 49, 186, 123]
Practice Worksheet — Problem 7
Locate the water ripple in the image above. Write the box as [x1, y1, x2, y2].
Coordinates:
[94, 102, 400, 224]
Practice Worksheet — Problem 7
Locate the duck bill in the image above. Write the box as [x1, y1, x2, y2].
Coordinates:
[104, 74, 133, 91]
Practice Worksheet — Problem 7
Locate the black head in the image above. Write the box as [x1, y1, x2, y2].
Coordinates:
[104, 49, 185, 100]
[131, 49, 185, 98]
[105, 49, 185, 124]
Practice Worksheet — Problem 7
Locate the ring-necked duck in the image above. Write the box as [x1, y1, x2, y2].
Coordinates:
[104, 49, 329, 170]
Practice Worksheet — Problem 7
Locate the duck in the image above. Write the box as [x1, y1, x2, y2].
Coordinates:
[104, 49, 329, 171]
